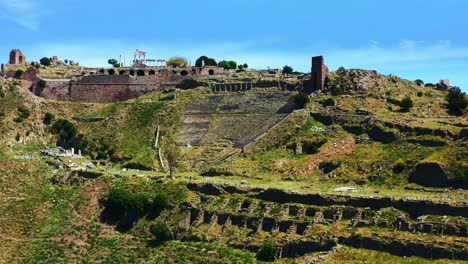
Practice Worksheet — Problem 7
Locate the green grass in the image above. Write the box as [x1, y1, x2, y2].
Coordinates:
[142, 241, 260, 264]
[325, 247, 467, 264]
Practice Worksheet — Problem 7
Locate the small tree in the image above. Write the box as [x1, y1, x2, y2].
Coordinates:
[195, 56, 217, 67]
[218, 60, 237, 70]
[43, 112, 54, 125]
[243, 63, 248, 69]
[52, 119, 77, 142]
[294, 91, 310, 108]
[40, 57, 51, 68]
[414, 79, 424, 86]
[446, 87, 467, 116]
[108, 59, 120, 68]
[400, 96, 413, 112]
[14, 70, 23, 79]
[283, 65, 293, 75]
[165, 139, 181, 177]
[167, 56, 189, 68]
[257, 239, 277, 262]
[37, 79, 46, 89]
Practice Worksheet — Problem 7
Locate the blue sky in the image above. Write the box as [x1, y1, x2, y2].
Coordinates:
[1, 0, 467, 90]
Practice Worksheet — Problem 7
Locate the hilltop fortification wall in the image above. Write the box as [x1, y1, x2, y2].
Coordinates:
[31, 71, 196, 103]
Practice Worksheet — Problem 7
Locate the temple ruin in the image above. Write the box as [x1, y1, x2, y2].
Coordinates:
[9, 49, 26, 65]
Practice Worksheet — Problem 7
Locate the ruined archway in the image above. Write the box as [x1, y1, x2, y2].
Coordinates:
[180, 70, 189, 76]
[209, 69, 215, 75]
[129, 69, 135, 76]
[119, 70, 127, 75]
[137, 69, 145, 76]
[149, 69, 156, 75]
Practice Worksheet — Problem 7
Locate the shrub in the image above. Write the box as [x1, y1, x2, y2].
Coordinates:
[149, 221, 172, 243]
[414, 79, 424, 86]
[15, 132, 20, 141]
[195, 56, 217, 67]
[393, 159, 406, 173]
[153, 193, 169, 209]
[52, 119, 77, 141]
[14, 70, 23, 79]
[294, 91, 310, 108]
[107, 58, 120, 68]
[257, 239, 277, 261]
[283, 65, 293, 75]
[167, 56, 189, 68]
[108, 69, 115, 75]
[40, 57, 51, 67]
[400, 96, 413, 112]
[18, 106, 31, 118]
[37, 79, 46, 88]
[105, 188, 149, 218]
[43, 112, 54, 125]
[417, 91, 423, 97]
[218, 60, 237, 70]
[446, 87, 467, 116]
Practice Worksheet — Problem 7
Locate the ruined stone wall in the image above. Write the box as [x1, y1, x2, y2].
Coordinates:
[311, 56, 329, 91]
[70, 84, 146, 102]
[38, 79, 71, 101]
[9, 49, 26, 65]
[68, 74, 194, 102]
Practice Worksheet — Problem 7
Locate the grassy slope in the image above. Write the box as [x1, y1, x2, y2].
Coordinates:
[0, 72, 467, 263]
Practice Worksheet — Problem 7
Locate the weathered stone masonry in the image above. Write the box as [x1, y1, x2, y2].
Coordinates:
[311, 56, 329, 91]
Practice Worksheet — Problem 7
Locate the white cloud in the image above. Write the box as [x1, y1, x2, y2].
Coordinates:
[0, 0, 40, 30]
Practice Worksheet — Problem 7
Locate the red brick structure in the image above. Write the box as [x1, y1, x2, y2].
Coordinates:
[9, 49, 26, 65]
[311, 56, 329, 91]
[33, 69, 201, 103]
[436, 79, 450, 91]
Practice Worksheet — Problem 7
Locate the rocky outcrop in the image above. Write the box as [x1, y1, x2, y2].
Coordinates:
[458, 128, 468, 140]
[320, 98, 337, 107]
[409, 162, 449, 188]
[368, 125, 399, 143]
[310, 112, 334, 126]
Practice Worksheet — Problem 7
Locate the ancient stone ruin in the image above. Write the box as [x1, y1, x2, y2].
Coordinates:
[9, 49, 26, 65]
[311, 56, 329, 91]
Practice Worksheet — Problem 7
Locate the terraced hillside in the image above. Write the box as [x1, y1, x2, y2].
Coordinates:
[0, 67, 467, 263]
